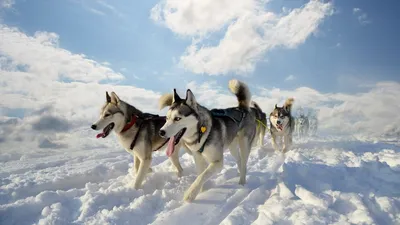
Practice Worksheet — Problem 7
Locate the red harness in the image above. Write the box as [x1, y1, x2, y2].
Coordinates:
[118, 114, 169, 151]
[121, 115, 138, 133]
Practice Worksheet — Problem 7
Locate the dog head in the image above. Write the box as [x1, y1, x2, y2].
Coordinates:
[159, 89, 199, 142]
[91, 92, 126, 138]
[297, 116, 307, 126]
[269, 98, 294, 132]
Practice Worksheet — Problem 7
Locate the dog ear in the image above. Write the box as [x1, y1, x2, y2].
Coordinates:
[185, 89, 197, 108]
[275, 104, 278, 109]
[110, 92, 120, 104]
[106, 91, 111, 103]
[173, 89, 181, 103]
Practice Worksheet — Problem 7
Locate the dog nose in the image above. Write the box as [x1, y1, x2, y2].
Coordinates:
[277, 120, 281, 125]
[159, 130, 166, 137]
[91, 124, 97, 130]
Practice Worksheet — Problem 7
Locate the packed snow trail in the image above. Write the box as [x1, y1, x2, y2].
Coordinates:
[0, 130, 399, 225]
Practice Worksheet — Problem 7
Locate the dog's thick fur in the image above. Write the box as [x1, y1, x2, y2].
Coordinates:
[251, 101, 267, 147]
[269, 98, 295, 153]
[91, 92, 186, 189]
[159, 79, 256, 202]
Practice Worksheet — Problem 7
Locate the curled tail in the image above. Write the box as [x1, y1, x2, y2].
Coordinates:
[284, 97, 294, 112]
[158, 93, 174, 110]
[229, 79, 251, 109]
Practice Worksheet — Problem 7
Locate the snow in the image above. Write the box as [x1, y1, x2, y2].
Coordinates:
[1, 130, 399, 225]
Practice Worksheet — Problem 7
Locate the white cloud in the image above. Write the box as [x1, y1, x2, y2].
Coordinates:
[96, 0, 125, 18]
[0, 25, 156, 131]
[285, 75, 296, 81]
[151, 0, 334, 75]
[353, 8, 361, 13]
[352, 7, 371, 25]
[89, 8, 106, 16]
[0, 25, 124, 82]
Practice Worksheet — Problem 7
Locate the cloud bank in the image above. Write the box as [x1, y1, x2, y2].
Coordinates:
[151, 0, 334, 75]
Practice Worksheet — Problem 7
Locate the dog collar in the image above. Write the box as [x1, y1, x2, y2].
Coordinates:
[121, 115, 138, 133]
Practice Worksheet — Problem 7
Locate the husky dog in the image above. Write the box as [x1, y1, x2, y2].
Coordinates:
[91, 92, 187, 189]
[251, 101, 267, 147]
[308, 114, 318, 136]
[269, 98, 295, 153]
[295, 114, 309, 139]
[158, 79, 256, 202]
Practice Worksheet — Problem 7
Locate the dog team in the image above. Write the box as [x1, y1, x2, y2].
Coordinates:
[91, 79, 295, 202]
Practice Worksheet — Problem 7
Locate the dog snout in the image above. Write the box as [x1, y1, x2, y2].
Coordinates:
[91, 124, 97, 130]
[159, 129, 166, 137]
[277, 120, 281, 125]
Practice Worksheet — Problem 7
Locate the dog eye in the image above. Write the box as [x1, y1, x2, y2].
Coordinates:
[104, 113, 111, 117]
[174, 117, 181, 121]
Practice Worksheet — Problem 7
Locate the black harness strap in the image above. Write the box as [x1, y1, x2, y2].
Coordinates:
[129, 118, 144, 150]
[210, 107, 247, 126]
[153, 138, 170, 152]
[128, 113, 167, 151]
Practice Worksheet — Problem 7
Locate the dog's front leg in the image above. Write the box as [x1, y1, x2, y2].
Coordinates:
[282, 134, 292, 153]
[170, 142, 184, 177]
[133, 154, 140, 175]
[193, 151, 208, 175]
[192, 152, 208, 193]
[133, 155, 152, 189]
[271, 133, 279, 152]
[258, 128, 265, 147]
[184, 160, 223, 202]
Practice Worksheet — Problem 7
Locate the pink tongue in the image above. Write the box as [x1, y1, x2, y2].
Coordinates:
[96, 133, 105, 138]
[166, 136, 176, 157]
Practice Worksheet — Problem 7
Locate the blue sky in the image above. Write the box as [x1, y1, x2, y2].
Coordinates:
[2, 0, 398, 94]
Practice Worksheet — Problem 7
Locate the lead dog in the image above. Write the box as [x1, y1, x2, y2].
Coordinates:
[91, 92, 188, 189]
[158, 79, 257, 202]
[269, 98, 295, 153]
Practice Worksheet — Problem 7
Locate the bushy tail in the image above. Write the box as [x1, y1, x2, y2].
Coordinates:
[229, 79, 251, 109]
[158, 93, 174, 110]
[251, 101, 262, 112]
[284, 97, 294, 111]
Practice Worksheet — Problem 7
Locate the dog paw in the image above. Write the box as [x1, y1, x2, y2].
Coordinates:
[177, 170, 183, 178]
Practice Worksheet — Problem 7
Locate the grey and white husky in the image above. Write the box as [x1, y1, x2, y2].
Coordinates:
[295, 114, 309, 139]
[269, 98, 295, 153]
[251, 101, 267, 147]
[308, 114, 318, 136]
[158, 79, 257, 202]
[90, 92, 187, 189]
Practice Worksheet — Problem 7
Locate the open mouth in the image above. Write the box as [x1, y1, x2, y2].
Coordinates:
[276, 124, 283, 131]
[96, 123, 115, 138]
[173, 128, 187, 145]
